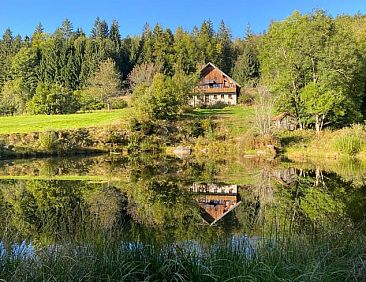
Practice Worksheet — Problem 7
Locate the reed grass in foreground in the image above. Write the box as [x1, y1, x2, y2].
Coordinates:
[1, 228, 365, 282]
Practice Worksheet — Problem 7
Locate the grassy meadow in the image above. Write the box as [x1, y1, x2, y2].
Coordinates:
[0, 105, 252, 135]
[0, 109, 132, 134]
[193, 106, 255, 137]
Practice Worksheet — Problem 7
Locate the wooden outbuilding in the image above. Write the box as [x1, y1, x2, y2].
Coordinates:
[191, 62, 241, 107]
[272, 112, 297, 131]
[191, 183, 241, 226]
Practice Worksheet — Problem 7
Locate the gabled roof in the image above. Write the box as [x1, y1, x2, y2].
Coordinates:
[200, 62, 242, 87]
[200, 201, 242, 226]
[272, 112, 296, 121]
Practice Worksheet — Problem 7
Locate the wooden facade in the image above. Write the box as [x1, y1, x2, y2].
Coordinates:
[272, 112, 297, 131]
[191, 62, 241, 107]
[191, 183, 241, 225]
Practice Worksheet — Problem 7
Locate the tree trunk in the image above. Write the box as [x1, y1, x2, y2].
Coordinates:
[315, 114, 321, 134]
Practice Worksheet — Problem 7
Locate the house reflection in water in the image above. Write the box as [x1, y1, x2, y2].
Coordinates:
[190, 183, 241, 226]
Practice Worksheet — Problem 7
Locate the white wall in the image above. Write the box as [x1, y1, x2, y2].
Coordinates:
[190, 93, 237, 106]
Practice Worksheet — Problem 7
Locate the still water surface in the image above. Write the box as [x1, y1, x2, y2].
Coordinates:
[0, 154, 365, 251]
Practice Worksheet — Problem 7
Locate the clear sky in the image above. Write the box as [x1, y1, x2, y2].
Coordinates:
[1, 0, 366, 38]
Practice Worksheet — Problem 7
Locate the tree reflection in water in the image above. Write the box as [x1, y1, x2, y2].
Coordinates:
[0, 155, 365, 249]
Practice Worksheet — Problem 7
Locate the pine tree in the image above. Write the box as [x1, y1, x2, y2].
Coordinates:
[31, 23, 46, 47]
[0, 28, 15, 89]
[91, 17, 109, 39]
[109, 20, 121, 47]
[217, 20, 234, 74]
[196, 20, 218, 64]
[60, 19, 74, 39]
[91, 17, 101, 38]
[99, 20, 109, 39]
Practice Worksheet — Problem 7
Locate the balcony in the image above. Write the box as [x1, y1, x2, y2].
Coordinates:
[193, 85, 237, 94]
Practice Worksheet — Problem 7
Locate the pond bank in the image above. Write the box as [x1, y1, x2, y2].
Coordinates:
[0, 126, 129, 159]
[1, 227, 365, 281]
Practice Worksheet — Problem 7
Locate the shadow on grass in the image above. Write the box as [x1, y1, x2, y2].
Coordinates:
[279, 133, 314, 147]
[183, 109, 233, 120]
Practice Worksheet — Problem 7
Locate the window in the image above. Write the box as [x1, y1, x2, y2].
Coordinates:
[229, 94, 232, 99]
[214, 94, 217, 99]
[221, 94, 224, 99]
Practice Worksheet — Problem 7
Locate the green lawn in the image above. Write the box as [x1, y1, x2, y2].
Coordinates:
[0, 106, 253, 136]
[0, 109, 131, 134]
[0, 175, 121, 181]
[195, 105, 255, 137]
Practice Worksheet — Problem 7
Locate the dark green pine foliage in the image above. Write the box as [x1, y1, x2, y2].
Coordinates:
[91, 17, 109, 39]
[152, 24, 174, 74]
[59, 19, 74, 39]
[140, 23, 154, 64]
[172, 27, 196, 74]
[196, 20, 218, 65]
[232, 34, 260, 87]
[217, 21, 234, 74]
[0, 28, 22, 90]
[109, 19, 130, 78]
[38, 35, 63, 86]
[122, 36, 143, 79]
[110, 20, 121, 49]
[90, 17, 101, 39]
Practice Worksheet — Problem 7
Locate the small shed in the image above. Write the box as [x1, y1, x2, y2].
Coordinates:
[272, 112, 297, 131]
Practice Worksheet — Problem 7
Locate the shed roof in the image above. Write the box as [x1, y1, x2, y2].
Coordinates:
[272, 112, 296, 121]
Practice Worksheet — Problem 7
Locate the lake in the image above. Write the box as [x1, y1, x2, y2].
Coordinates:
[1, 154, 365, 250]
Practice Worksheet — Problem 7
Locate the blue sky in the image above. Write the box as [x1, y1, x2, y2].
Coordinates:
[1, 0, 365, 38]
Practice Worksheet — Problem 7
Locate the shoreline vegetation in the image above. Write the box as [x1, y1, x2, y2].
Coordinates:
[1, 227, 365, 281]
[2, 106, 366, 165]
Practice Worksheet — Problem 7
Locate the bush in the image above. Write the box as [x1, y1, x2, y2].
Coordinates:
[238, 87, 257, 105]
[109, 97, 128, 109]
[38, 131, 58, 151]
[28, 83, 79, 115]
[201, 118, 216, 139]
[332, 124, 366, 156]
[74, 89, 104, 111]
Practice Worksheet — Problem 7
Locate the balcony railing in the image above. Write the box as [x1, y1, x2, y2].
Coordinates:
[193, 86, 237, 94]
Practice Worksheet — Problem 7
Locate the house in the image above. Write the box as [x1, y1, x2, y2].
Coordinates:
[191, 62, 241, 107]
[272, 112, 297, 131]
[190, 183, 241, 225]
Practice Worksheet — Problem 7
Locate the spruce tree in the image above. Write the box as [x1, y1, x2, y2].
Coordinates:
[60, 19, 74, 39]
[217, 20, 234, 74]
[110, 20, 121, 47]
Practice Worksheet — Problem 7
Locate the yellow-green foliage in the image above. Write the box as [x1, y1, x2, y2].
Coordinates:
[38, 131, 57, 151]
[282, 125, 366, 160]
[332, 124, 366, 156]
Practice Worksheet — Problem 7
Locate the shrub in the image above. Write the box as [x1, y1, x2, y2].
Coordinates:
[201, 118, 216, 139]
[238, 88, 257, 105]
[190, 120, 204, 138]
[28, 83, 79, 114]
[38, 131, 58, 151]
[74, 88, 105, 111]
[109, 97, 128, 109]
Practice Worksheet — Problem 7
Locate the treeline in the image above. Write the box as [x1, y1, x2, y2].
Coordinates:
[2, 11, 366, 131]
[261, 11, 366, 132]
[0, 18, 252, 115]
